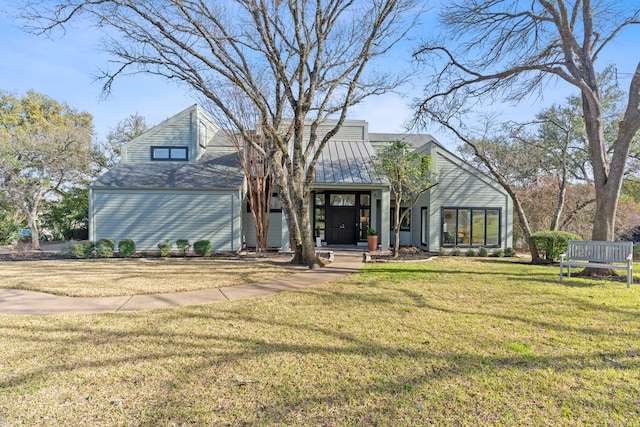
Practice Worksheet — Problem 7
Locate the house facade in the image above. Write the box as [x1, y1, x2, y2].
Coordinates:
[89, 105, 513, 252]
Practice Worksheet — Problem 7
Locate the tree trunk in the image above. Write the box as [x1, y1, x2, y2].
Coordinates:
[26, 210, 41, 251]
[550, 178, 566, 231]
[392, 200, 402, 259]
[271, 151, 320, 268]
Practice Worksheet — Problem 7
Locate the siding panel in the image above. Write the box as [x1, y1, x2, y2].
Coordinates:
[93, 189, 240, 251]
[242, 206, 284, 248]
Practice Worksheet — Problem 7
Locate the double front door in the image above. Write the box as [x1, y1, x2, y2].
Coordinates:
[326, 207, 357, 244]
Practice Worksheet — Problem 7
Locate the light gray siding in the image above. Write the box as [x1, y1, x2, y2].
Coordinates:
[302, 120, 368, 141]
[121, 105, 220, 164]
[410, 144, 512, 251]
[242, 206, 284, 248]
[123, 112, 194, 163]
[91, 189, 241, 251]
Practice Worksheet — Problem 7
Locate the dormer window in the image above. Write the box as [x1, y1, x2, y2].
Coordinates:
[199, 120, 207, 148]
[151, 146, 188, 161]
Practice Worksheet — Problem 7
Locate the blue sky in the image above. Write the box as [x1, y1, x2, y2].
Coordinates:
[0, 2, 638, 149]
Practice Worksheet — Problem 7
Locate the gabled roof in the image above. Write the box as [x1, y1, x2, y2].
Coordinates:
[91, 151, 244, 190]
[313, 140, 385, 185]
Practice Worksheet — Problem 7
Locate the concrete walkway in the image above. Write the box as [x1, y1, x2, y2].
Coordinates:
[0, 251, 365, 316]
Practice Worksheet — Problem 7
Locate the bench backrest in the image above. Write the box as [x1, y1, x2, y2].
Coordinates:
[567, 240, 633, 262]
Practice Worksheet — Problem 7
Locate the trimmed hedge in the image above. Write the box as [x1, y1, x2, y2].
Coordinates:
[96, 238, 115, 250]
[531, 231, 582, 262]
[61, 241, 95, 259]
[157, 240, 172, 257]
[193, 240, 212, 257]
[176, 239, 191, 256]
[118, 239, 136, 258]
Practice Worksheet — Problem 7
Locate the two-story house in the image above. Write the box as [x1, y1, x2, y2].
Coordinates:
[89, 104, 513, 252]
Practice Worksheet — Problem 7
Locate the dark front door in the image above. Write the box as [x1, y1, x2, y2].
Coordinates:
[327, 207, 356, 244]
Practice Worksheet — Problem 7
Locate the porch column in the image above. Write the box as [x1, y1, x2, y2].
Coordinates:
[380, 187, 390, 250]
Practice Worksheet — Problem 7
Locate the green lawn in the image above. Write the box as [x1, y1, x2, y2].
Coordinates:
[1, 257, 639, 425]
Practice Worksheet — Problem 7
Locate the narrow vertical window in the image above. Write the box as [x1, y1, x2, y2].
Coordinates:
[421, 207, 428, 245]
[199, 121, 207, 147]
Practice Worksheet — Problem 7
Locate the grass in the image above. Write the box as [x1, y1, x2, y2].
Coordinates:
[0, 258, 294, 297]
[1, 257, 639, 425]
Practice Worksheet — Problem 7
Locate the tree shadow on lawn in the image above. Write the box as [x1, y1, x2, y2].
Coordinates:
[311, 282, 640, 339]
[2, 306, 640, 424]
[3, 256, 640, 423]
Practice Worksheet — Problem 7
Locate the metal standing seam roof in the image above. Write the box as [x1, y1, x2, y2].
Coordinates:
[313, 140, 386, 185]
[91, 151, 244, 190]
[92, 139, 386, 190]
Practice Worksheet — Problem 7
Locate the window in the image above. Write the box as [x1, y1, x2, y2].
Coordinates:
[390, 207, 411, 231]
[421, 207, 428, 245]
[358, 194, 371, 240]
[151, 146, 188, 161]
[330, 194, 356, 206]
[314, 193, 326, 240]
[199, 121, 208, 148]
[246, 192, 282, 213]
[441, 207, 501, 247]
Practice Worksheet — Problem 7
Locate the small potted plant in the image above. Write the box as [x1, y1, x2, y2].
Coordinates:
[367, 228, 378, 252]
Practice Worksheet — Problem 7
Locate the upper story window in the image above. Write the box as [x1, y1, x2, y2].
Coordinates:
[199, 120, 207, 148]
[151, 146, 188, 161]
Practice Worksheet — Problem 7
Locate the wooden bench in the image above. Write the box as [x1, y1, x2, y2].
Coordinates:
[559, 240, 634, 287]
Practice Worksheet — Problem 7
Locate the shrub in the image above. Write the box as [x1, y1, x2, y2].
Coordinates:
[193, 239, 212, 257]
[504, 247, 517, 257]
[176, 239, 191, 256]
[491, 248, 504, 257]
[96, 238, 115, 250]
[478, 247, 489, 257]
[118, 239, 136, 258]
[96, 238, 115, 258]
[157, 240, 172, 257]
[96, 244, 113, 258]
[438, 247, 447, 256]
[61, 241, 95, 259]
[531, 231, 582, 262]
[451, 247, 461, 256]
[466, 249, 477, 257]
[60, 244, 76, 258]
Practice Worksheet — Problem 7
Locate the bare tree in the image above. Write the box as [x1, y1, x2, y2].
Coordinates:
[101, 113, 149, 169]
[455, 120, 545, 262]
[23, 0, 419, 266]
[205, 91, 274, 253]
[413, 0, 640, 257]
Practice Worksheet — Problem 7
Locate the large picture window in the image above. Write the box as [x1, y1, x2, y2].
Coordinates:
[151, 146, 188, 161]
[441, 207, 500, 247]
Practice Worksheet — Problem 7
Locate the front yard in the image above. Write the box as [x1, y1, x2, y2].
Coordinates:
[1, 257, 639, 425]
[0, 258, 295, 297]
